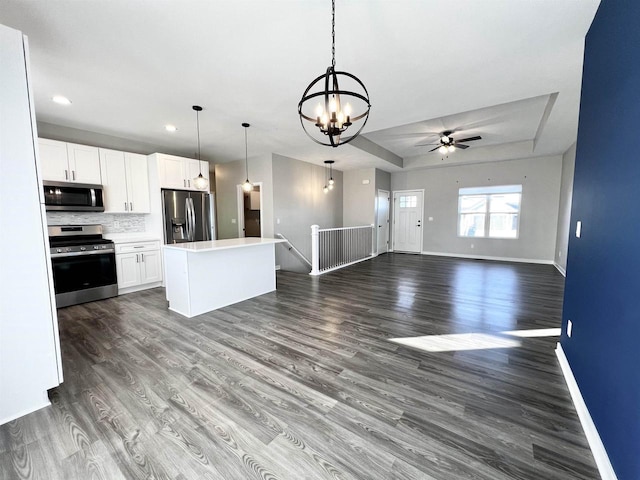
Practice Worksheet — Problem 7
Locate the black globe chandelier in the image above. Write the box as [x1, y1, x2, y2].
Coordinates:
[298, 0, 371, 147]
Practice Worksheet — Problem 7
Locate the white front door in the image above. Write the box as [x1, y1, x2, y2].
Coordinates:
[377, 189, 390, 254]
[393, 190, 424, 253]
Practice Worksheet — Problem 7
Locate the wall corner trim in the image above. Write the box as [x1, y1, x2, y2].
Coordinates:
[554, 262, 567, 277]
[555, 343, 618, 480]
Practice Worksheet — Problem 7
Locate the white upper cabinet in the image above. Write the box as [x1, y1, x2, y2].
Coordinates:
[38, 139, 101, 184]
[66, 143, 101, 183]
[157, 153, 209, 191]
[38, 139, 69, 182]
[100, 149, 150, 213]
[125, 153, 150, 213]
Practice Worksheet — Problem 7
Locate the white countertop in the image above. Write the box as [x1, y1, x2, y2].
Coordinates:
[163, 237, 285, 253]
[105, 233, 161, 243]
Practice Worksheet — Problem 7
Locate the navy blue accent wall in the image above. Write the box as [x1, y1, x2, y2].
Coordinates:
[561, 1, 640, 479]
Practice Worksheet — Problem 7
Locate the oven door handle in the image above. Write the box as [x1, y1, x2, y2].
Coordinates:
[51, 249, 115, 258]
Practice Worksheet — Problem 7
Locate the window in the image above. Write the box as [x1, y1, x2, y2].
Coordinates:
[458, 185, 522, 238]
[398, 195, 418, 208]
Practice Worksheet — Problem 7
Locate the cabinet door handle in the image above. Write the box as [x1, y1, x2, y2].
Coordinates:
[141, 253, 144, 262]
[130, 202, 133, 211]
[64, 169, 68, 180]
[136, 254, 139, 263]
[72, 170, 76, 181]
[124, 202, 128, 211]
[188, 179, 191, 188]
[183, 179, 186, 187]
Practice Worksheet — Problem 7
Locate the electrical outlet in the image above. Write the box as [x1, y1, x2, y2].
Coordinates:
[231, 218, 236, 224]
[428, 217, 434, 222]
[470, 244, 474, 249]
[567, 320, 573, 338]
[559, 250, 562, 258]
[576, 221, 582, 238]
[277, 218, 281, 224]
[113, 220, 120, 229]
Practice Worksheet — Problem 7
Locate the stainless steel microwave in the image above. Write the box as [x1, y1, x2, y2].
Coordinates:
[43, 181, 105, 212]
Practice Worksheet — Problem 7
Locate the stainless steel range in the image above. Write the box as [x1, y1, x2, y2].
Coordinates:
[48, 225, 118, 308]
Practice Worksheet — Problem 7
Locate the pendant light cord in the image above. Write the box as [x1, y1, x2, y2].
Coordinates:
[244, 126, 249, 180]
[331, 0, 335, 68]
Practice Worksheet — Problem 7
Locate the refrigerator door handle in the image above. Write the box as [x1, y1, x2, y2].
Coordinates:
[184, 198, 192, 241]
[189, 198, 196, 241]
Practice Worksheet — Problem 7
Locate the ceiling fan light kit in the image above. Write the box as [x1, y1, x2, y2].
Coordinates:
[421, 130, 483, 155]
[298, 0, 371, 147]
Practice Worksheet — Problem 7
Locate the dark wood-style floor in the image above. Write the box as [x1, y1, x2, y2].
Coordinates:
[0, 254, 600, 480]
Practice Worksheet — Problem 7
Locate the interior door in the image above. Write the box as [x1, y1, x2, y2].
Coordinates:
[393, 190, 424, 253]
[377, 189, 390, 254]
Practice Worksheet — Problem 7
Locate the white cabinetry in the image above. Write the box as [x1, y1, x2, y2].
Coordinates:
[38, 138, 101, 184]
[115, 240, 162, 294]
[100, 149, 150, 213]
[157, 153, 209, 191]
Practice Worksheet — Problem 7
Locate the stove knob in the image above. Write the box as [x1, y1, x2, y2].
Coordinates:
[66, 248, 71, 253]
[94, 246, 99, 250]
[80, 247, 86, 251]
[56, 248, 62, 253]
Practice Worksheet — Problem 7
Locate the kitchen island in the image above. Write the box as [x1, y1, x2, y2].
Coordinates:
[163, 237, 286, 318]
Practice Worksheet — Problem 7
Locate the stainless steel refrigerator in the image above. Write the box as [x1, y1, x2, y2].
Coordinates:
[162, 190, 213, 244]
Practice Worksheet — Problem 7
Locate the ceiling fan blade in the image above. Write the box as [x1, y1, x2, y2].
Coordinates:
[428, 146, 441, 152]
[455, 135, 482, 143]
[415, 142, 440, 147]
[455, 144, 470, 149]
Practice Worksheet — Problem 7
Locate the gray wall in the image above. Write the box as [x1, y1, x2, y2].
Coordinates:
[343, 168, 376, 226]
[375, 169, 391, 193]
[214, 154, 273, 240]
[391, 156, 563, 261]
[272, 154, 343, 272]
[554, 143, 576, 273]
[37, 121, 190, 158]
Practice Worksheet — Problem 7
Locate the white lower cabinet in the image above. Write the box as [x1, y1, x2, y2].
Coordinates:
[115, 241, 162, 293]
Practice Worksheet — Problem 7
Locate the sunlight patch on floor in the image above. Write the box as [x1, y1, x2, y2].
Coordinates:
[389, 328, 561, 352]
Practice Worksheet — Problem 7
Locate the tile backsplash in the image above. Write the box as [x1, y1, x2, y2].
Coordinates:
[46, 212, 146, 233]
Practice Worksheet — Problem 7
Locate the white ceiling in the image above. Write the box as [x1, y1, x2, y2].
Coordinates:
[0, 0, 600, 172]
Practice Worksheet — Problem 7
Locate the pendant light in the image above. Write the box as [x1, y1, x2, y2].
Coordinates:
[322, 162, 329, 194]
[327, 160, 335, 189]
[298, 0, 371, 147]
[242, 123, 253, 192]
[192, 105, 209, 190]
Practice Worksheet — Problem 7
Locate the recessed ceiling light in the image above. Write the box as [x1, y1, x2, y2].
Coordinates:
[52, 95, 71, 105]
[165, 124, 177, 132]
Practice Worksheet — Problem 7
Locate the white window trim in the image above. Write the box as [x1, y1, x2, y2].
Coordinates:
[457, 186, 522, 240]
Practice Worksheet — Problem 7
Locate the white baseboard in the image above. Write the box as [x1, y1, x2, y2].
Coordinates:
[421, 251, 554, 265]
[554, 262, 567, 277]
[0, 395, 50, 426]
[555, 343, 618, 480]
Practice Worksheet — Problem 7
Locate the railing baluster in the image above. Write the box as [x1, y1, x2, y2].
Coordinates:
[311, 224, 376, 275]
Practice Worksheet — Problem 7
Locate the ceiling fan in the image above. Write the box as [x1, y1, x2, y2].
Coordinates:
[417, 130, 482, 154]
